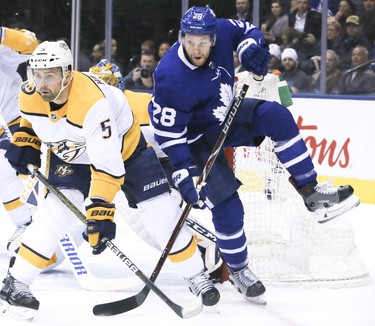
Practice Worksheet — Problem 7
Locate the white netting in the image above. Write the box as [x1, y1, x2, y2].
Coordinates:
[230, 138, 370, 287]
[194, 73, 370, 287]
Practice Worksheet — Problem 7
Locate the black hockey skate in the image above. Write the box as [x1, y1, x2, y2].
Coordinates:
[229, 267, 266, 304]
[0, 273, 39, 321]
[185, 270, 220, 306]
[290, 177, 360, 223]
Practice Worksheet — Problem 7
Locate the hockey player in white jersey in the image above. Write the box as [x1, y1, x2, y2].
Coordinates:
[0, 26, 38, 255]
[149, 6, 360, 304]
[0, 40, 220, 320]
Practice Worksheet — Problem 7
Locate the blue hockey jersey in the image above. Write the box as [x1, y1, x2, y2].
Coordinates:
[149, 18, 258, 168]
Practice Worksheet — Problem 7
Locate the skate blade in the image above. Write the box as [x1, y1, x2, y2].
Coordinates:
[243, 293, 267, 305]
[208, 303, 220, 314]
[316, 195, 360, 223]
[0, 299, 37, 321]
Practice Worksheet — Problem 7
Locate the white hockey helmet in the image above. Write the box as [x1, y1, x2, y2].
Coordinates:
[29, 40, 73, 72]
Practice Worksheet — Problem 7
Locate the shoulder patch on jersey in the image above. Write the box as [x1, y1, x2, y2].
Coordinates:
[21, 81, 36, 95]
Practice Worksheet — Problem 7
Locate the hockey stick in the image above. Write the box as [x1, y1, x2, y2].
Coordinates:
[92, 72, 253, 316]
[18, 164, 143, 291]
[26, 164, 203, 319]
[57, 232, 143, 291]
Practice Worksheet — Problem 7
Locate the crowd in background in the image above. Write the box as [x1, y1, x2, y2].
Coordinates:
[4, 0, 375, 95]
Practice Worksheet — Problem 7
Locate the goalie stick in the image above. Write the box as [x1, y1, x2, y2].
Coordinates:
[26, 164, 203, 319]
[92, 72, 254, 317]
[57, 232, 142, 291]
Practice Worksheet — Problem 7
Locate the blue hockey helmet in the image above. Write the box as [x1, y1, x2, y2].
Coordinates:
[180, 6, 217, 44]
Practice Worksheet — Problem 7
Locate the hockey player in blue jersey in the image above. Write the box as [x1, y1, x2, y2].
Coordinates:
[149, 6, 360, 304]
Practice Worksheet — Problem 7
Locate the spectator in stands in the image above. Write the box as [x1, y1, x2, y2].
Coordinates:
[280, 48, 311, 93]
[290, 32, 321, 75]
[230, 0, 253, 21]
[141, 39, 156, 55]
[127, 38, 156, 73]
[336, 15, 373, 70]
[268, 43, 282, 72]
[157, 41, 171, 62]
[103, 38, 124, 73]
[288, 0, 322, 41]
[309, 50, 342, 94]
[360, 0, 375, 44]
[261, 0, 289, 44]
[91, 42, 105, 65]
[338, 45, 375, 94]
[124, 50, 157, 91]
[279, 26, 299, 51]
[324, 21, 345, 54]
[328, 0, 357, 34]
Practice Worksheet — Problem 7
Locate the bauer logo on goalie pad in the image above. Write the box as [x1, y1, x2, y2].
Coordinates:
[143, 177, 168, 191]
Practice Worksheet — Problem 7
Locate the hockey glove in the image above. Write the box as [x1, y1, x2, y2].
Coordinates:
[172, 166, 206, 209]
[5, 127, 41, 175]
[237, 31, 270, 77]
[83, 201, 116, 255]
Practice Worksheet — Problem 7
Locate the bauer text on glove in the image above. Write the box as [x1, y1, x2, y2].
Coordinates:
[172, 166, 206, 209]
[237, 34, 270, 77]
[84, 201, 116, 255]
[5, 127, 41, 175]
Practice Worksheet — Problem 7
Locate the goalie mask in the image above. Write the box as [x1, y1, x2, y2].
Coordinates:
[89, 59, 123, 88]
[179, 6, 217, 46]
[29, 40, 73, 102]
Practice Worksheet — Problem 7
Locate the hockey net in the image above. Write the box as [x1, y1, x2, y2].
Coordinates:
[197, 72, 370, 287]
[223, 140, 370, 288]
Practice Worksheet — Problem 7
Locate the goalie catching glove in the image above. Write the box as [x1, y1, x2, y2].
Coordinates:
[172, 166, 208, 209]
[5, 127, 41, 175]
[237, 28, 270, 77]
[83, 200, 116, 255]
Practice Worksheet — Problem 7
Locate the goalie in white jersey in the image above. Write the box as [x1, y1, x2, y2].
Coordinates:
[0, 40, 220, 320]
[0, 26, 38, 256]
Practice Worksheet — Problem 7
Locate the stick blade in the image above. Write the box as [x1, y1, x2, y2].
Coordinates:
[174, 294, 203, 319]
[93, 287, 149, 316]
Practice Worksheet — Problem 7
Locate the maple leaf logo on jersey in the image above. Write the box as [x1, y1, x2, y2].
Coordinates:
[212, 83, 233, 123]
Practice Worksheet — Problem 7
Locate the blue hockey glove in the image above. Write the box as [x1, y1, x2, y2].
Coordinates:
[83, 201, 116, 255]
[237, 31, 270, 77]
[5, 127, 41, 175]
[172, 166, 206, 209]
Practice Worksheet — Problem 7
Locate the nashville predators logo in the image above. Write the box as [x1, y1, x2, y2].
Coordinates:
[55, 164, 74, 177]
[21, 82, 36, 95]
[46, 140, 86, 162]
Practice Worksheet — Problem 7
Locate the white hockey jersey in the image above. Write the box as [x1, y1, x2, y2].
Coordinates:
[0, 27, 38, 127]
[19, 72, 141, 202]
